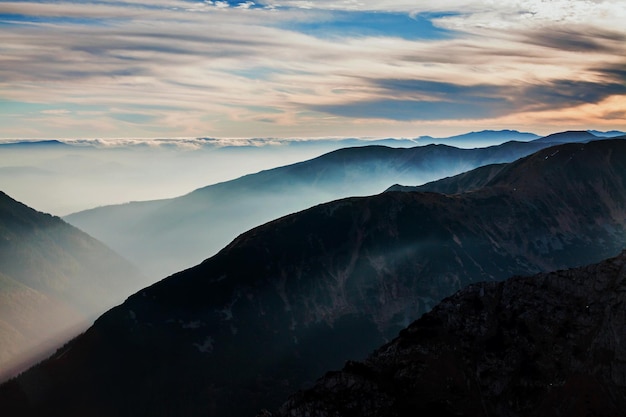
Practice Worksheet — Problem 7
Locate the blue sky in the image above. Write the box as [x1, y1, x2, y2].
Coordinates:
[0, 0, 625, 139]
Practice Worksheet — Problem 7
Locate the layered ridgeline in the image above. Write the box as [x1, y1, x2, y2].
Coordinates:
[65, 139, 554, 277]
[388, 130, 626, 194]
[3, 139, 626, 416]
[0, 192, 144, 381]
[277, 250, 626, 417]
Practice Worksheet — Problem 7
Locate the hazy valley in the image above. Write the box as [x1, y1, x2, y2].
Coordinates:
[61, 130, 623, 279]
[2, 135, 626, 416]
[0, 192, 144, 381]
[64, 134, 554, 277]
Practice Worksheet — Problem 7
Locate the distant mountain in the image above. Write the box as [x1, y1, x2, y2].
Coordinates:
[533, 130, 598, 143]
[588, 129, 625, 137]
[65, 140, 552, 277]
[390, 137, 626, 195]
[417, 129, 539, 148]
[0, 140, 71, 149]
[0, 191, 144, 381]
[277, 250, 626, 417]
[4, 140, 626, 417]
[306, 137, 419, 148]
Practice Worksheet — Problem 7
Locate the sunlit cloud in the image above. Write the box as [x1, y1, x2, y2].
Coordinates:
[0, 0, 624, 138]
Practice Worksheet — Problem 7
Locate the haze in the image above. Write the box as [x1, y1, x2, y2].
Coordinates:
[0, 137, 419, 215]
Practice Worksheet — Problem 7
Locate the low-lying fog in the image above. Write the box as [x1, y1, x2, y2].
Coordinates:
[0, 130, 542, 217]
[0, 137, 419, 216]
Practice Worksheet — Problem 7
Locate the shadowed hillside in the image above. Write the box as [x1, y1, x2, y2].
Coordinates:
[277, 250, 626, 417]
[0, 192, 144, 381]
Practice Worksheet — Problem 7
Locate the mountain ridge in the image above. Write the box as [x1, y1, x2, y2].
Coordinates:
[65, 140, 553, 277]
[277, 249, 626, 416]
[4, 139, 626, 416]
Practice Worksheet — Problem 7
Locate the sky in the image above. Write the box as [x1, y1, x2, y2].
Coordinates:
[0, 0, 625, 139]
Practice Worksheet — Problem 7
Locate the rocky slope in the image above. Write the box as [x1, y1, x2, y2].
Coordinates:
[0, 191, 144, 381]
[277, 249, 626, 417]
[2, 140, 626, 416]
[65, 140, 551, 277]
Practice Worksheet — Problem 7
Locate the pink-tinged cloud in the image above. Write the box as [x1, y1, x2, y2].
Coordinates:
[0, 0, 624, 138]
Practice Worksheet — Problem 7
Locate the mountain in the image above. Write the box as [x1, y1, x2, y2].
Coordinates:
[277, 249, 626, 417]
[416, 129, 539, 148]
[588, 129, 625, 137]
[0, 140, 72, 149]
[0, 191, 145, 381]
[532, 130, 599, 144]
[3, 139, 626, 416]
[388, 135, 626, 195]
[65, 140, 552, 277]
[387, 162, 508, 194]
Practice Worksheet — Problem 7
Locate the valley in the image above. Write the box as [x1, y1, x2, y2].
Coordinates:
[2, 137, 626, 416]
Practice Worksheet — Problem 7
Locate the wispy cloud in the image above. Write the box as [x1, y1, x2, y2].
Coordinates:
[0, 0, 624, 138]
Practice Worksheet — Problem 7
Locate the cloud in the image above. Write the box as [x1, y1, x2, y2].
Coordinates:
[41, 109, 72, 115]
[0, 0, 625, 138]
[311, 76, 626, 121]
[235, 1, 256, 9]
[521, 79, 626, 110]
[523, 26, 626, 54]
[311, 98, 505, 121]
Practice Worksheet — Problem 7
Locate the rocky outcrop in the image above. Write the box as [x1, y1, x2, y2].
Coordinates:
[277, 250, 626, 417]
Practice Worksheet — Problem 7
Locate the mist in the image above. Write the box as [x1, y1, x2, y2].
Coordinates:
[0, 131, 541, 217]
[0, 138, 420, 216]
[64, 140, 552, 278]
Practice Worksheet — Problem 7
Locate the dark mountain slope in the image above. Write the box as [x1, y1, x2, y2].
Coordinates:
[387, 162, 508, 194]
[3, 140, 626, 416]
[277, 249, 626, 417]
[0, 191, 144, 380]
[65, 140, 551, 277]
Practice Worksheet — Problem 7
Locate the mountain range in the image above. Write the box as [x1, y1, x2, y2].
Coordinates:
[65, 139, 556, 278]
[3, 138, 626, 416]
[415, 129, 539, 147]
[277, 249, 626, 417]
[0, 192, 144, 381]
